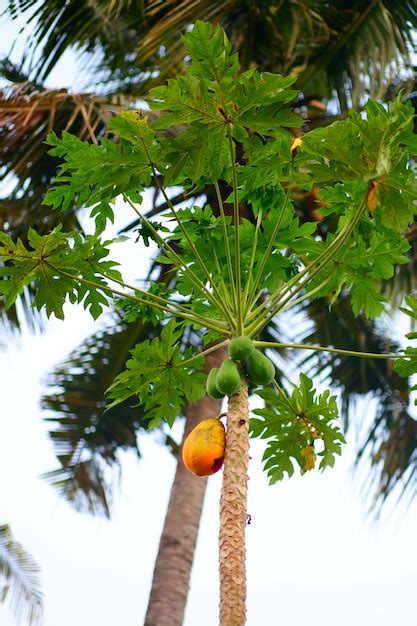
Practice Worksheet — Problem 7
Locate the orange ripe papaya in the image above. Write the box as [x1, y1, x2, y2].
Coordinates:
[182, 417, 226, 476]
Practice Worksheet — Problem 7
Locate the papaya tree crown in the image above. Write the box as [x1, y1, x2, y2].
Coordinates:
[1, 20, 417, 481]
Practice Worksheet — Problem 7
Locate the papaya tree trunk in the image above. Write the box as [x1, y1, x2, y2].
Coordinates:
[219, 375, 249, 626]
[144, 349, 226, 626]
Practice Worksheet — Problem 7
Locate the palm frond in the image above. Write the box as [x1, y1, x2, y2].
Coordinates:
[41, 316, 156, 517]
[5, 1, 417, 104]
[296, 297, 401, 401]
[5, 0, 146, 83]
[296, 0, 416, 108]
[287, 295, 417, 510]
[125, 0, 417, 105]
[0, 524, 43, 626]
[358, 395, 417, 515]
[0, 58, 43, 89]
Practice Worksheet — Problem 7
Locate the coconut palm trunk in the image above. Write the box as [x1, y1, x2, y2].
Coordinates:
[144, 349, 226, 626]
[219, 376, 249, 626]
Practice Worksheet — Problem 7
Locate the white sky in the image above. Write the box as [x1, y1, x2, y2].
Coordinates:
[0, 11, 416, 626]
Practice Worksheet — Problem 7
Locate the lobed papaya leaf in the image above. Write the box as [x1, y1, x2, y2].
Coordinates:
[106, 320, 206, 427]
[251, 374, 345, 483]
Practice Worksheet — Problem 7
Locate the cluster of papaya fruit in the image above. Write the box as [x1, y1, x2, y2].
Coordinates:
[206, 336, 275, 399]
[182, 338, 276, 477]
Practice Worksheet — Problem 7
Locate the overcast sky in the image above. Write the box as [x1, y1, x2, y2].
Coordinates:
[1, 11, 416, 626]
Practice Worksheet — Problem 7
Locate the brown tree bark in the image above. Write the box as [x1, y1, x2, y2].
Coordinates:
[144, 348, 226, 626]
[219, 376, 249, 626]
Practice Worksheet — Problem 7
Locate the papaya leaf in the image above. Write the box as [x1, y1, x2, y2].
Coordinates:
[251, 374, 345, 483]
[106, 320, 206, 427]
[182, 20, 239, 84]
[394, 295, 417, 381]
[0, 228, 122, 320]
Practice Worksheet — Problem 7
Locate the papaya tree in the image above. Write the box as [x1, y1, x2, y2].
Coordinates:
[1, 21, 417, 625]
[3, 7, 417, 623]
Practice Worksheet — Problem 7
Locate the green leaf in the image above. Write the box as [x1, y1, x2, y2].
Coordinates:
[293, 98, 417, 238]
[234, 70, 301, 134]
[394, 347, 417, 378]
[295, 120, 365, 183]
[161, 124, 231, 185]
[182, 20, 239, 83]
[0, 227, 73, 318]
[106, 320, 206, 427]
[44, 115, 156, 218]
[399, 294, 417, 322]
[303, 218, 410, 319]
[0, 228, 122, 320]
[250, 374, 345, 483]
[394, 295, 417, 380]
[149, 75, 224, 129]
[116, 283, 175, 326]
[350, 279, 386, 319]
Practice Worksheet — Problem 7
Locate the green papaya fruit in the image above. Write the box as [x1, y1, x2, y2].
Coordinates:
[216, 359, 242, 396]
[228, 336, 255, 362]
[246, 349, 275, 386]
[206, 367, 225, 400]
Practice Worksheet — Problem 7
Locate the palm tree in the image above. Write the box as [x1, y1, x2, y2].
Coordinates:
[1, 2, 417, 623]
[0, 524, 43, 625]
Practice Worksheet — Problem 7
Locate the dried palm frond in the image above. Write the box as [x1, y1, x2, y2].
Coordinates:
[0, 81, 113, 237]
